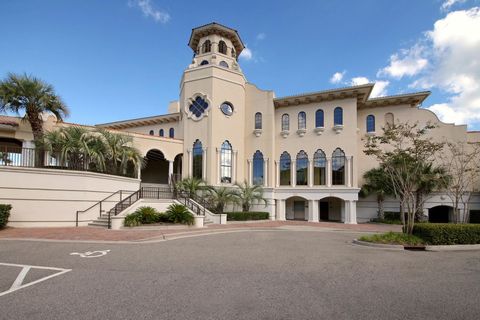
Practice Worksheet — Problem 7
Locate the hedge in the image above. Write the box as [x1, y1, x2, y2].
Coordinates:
[0, 204, 12, 229]
[226, 212, 269, 221]
[412, 223, 480, 245]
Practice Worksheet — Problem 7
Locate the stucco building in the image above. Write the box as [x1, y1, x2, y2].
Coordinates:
[1, 23, 479, 227]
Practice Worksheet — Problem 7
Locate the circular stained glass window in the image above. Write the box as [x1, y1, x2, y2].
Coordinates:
[220, 102, 233, 116]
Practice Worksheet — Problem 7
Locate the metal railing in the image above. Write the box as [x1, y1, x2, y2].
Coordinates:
[0, 146, 137, 178]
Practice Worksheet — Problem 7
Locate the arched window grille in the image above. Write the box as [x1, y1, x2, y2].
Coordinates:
[255, 112, 262, 130]
[149, 130, 154, 136]
[281, 114, 290, 131]
[313, 149, 326, 185]
[218, 41, 227, 54]
[220, 141, 233, 183]
[159, 129, 164, 137]
[202, 40, 211, 53]
[252, 150, 264, 185]
[279, 152, 291, 186]
[219, 61, 229, 68]
[298, 112, 306, 130]
[315, 109, 324, 128]
[366, 115, 375, 133]
[296, 150, 308, 185]
[334, 107, 343, 126]
[169, 128, 174, 138]
[200, 60, 209, 66]
[192, 140, 203, 179]
[332, 148, 346, 185]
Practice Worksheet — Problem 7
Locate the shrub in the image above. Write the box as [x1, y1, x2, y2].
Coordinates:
[359, 232, 424, 245]
[165, 204, 194, 225]
[413, 223, 480, 245]
[226, 211, 269, 221]
[124, 212, 142, 227]
[134, 206, 159, 224]
[0, 204, 12, 229]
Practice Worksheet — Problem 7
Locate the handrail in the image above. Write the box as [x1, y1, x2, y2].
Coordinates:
[75, 190, 135, 227]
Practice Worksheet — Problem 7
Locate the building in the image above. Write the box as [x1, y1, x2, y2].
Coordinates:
[1, 22, 479, 227]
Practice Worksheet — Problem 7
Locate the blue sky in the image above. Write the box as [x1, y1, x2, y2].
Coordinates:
[1, 0, 479, 129]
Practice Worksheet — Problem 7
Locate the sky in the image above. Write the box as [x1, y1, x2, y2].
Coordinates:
[1, 0, 479, 130]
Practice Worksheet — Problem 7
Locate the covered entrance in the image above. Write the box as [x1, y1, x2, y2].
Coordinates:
[319, 197, 343, 222]
[285, 197, 307, 220]
[141, 149, 169, 184]
[428, 205, 452, 223]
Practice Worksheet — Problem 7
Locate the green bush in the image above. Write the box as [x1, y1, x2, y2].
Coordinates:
[370, 218, 403, 225]
[124, 212, 142, 227]
[165, 204, 194, 225]
[359, 232, 424, 245]
[135, 206, 159, 224]
[413, 223, 480, 245]
[226, 211, 269, 221]
[0, 204, 12, 229]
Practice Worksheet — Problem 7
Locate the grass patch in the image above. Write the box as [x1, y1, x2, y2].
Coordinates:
[359, 232, 425, 246]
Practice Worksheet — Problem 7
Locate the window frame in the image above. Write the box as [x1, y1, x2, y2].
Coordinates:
[332, 148, 346, 185]
[279, 151, 291, 186]
[281, 114, 290, 131]
[296, 150, 308, 186]
[192, 140, 203, 179]
[255, 112, 262, 130]
[315, 109, 324, 128]
[220, 141, 233, 183]
[366, 115, 375, 133]
[298, 112, 306, 130]
[313, 149, 326, 185]
[252, 150, 264, 186]
[334, 107, 343, 126]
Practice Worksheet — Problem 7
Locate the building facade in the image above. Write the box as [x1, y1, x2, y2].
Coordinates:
[2, 22, 480, 226]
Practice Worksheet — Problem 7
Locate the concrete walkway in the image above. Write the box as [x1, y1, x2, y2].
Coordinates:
[0, 221, 401, 242]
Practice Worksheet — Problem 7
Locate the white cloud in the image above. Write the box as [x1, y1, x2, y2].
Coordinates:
[330, 71, 345, 84]
[428, 103, 468, 124]
[349, 77, 389, 98]
[256, 33, 266, 41]
[441, 0, 466, 11]
[128, 0, 170, 24]
[239, 47, 253, 61]
[377, 44, 428, 79]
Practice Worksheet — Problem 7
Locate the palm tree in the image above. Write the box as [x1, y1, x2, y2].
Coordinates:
[175, 177, 207, 199]
[0, 73, 69, 163]
[205, 186, 238, 214]
[415, 163, 448, 221]
[359, 167, 395, 220]
[234, 181, 268, 212]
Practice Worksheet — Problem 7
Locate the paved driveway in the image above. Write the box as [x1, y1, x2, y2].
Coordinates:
[0, 229, 479, 319]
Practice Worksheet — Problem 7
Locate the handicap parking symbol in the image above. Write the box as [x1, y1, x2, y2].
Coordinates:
[70, 250, 110, 258]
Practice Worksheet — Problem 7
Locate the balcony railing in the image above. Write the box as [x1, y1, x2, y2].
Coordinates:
[0, 146, 137, 178]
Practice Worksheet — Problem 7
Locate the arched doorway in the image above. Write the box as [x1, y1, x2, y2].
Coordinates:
[319, 197, 344, 222]
[285, 197, 307, 221]
[428, 206, 452, 223]
[141, 149, 169, 184]
[173, 153, 183, 182]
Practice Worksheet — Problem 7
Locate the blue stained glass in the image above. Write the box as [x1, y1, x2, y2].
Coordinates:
[189, 97, 209, 118]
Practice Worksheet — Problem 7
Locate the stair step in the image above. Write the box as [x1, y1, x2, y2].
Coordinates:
[88, 221, 108, 227]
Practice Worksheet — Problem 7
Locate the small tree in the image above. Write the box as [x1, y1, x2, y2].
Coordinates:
[439, 141, 480, 223]
[175, 177, 207, 199]
[205, 186, 238, 214]
[234, 181, 268, 212]
[364, 122, 444, 234]
[414, 164, 448, 221]
[359, 167, 395, 220]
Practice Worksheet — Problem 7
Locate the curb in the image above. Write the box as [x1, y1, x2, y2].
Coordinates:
[352, 239, 405, 250]
[425, 244, 480, 251]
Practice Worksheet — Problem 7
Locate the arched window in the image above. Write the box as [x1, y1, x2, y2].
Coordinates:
[202, 40, 211, 53]
[255, 112, 262, 130]
[218, 40, 227, 54]
[169, 128, 174, 138]
[334, 107, 343, 126]
[252, 150, 264, 185]
[219, 61, 229, 68]
[313, 149, 326, 185]
[279, 152, 291, 186]
[200, 60, 209, 66]
[315, 109, 324, 128]
[231, 48, 236, 58]
[332, 148, 345, 185]
[220, 141, 233, 183]
[296, 150, 308, 186]
[159, 129, 164, 137]
[385, 112, 394, 126]
[149, 130, 154, 136]
[281, 114, 290, 131]
[192, 140, 203, 179]
[366, 115, 375, 133]
[298, 112, 306, 130]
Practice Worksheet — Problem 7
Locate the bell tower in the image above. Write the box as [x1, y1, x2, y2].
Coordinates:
[180, 23, 247, 186]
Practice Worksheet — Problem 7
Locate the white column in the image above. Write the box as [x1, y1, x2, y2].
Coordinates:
[247, 159, 252, 185]
[187, 149, 192, 178]
[345, 200, 357, 224]
[233, 150, 238, 184]
[308, 159, 314, 187]
[327, 157, 332, 187]
[346, 157, 351, 187]
[263, 158, 268, 187]
[216, 148, 221, 184]
[275, 161, 280, 187]
[22, 140, 35, 167]
[202, 148, 207, 181]
[168, 160, 174, 184]
[308, 200, 319, 222]
[291, 161, 296, 187]
[276, 199, 286, 221]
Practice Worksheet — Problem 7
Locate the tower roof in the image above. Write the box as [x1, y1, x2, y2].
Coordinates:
[188, 22, 245, 56]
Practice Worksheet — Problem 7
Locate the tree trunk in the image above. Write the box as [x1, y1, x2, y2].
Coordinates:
[415, 191, 424, 222]
[400, 198, 406, 232]
[243, 203, 249, 212]
[377, 195, 385, 220]
[26, 110, 45, 167]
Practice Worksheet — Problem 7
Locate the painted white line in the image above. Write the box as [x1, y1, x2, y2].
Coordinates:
[0, 262, 71, 297]
[9, 266, 31, 291]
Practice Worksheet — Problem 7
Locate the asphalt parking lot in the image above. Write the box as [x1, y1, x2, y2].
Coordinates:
[0, 229, 479, 320]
